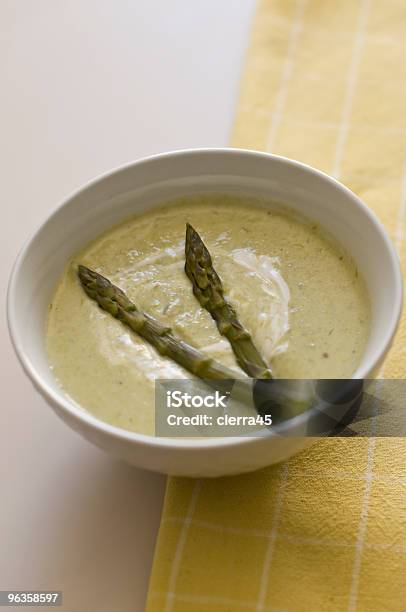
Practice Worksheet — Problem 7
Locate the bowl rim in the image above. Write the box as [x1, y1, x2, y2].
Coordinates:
[7, 147, 404, 450]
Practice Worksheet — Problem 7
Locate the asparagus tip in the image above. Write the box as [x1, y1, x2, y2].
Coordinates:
[77, 264, 96, 286]
[185, 222, 197, 244]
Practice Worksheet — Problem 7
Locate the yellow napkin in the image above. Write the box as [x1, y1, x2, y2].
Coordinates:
[147, 1, 406, 610]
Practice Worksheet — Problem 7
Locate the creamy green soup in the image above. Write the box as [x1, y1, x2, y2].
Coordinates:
[46, 195, 370, 434]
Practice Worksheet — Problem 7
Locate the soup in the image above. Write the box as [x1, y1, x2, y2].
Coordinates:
[46, 195, 370, 434]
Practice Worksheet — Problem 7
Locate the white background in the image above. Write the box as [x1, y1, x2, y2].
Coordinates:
[1, 1, 255, 610]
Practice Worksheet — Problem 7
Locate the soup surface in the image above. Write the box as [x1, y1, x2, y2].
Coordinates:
[46, 195, 370, 434]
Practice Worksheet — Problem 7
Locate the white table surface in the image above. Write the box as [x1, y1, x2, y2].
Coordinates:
[1, 2, 255, 610]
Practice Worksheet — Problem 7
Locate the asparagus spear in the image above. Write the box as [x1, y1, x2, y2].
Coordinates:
[78, 265, 237, 380]
[184, 224, 272, 379]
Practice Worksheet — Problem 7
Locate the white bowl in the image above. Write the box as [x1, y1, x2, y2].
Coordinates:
[7, 149, 403, 476]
